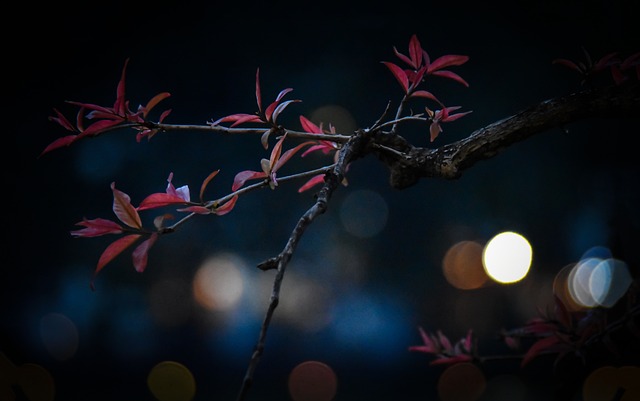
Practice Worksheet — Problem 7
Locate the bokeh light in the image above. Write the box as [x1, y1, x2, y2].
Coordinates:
[482, 231, 532, 284]
[563, 246, 632, 309]
[309, 104, 357, 134]
[147, 361, 196, 401]
[442, 240, 489, 290]
[339, 189, 388, 238]
[288, 360, 337, 401]
[583, 365, 640, 401]
[437, 362, 486, 401]
[193, 253, 245, 312]
[39, 312, 78, 361]
[0, 354, 56, 401]
[277, 271, 332, 332]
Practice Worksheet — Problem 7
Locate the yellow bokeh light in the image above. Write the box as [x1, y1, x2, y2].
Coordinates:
[437, 362, 486, 401]
[482, 231, 532, 284]
[147, 361, 196, 401]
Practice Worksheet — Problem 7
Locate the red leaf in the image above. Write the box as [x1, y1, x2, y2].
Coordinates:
[382, 62, 409, 93]
[114, 58, 129, 116]
[77, 118, 123, 139]
[232, 170, 266, 191]
[141, 92, 171, 118]
[71, 218, 123, 237]
[408, 34, 423, 69]
[430, 70, 469, 87]
[93, 234, 142, 284]
[132, 233, 158, 273]
[430, 121, 442, 142]
[410, 90, 441, 104]
[40, 135, 78, 156]
[300, 115, 323, 134]
[552, 58, 581, 72]
[521, 335, 561, 367]
[393, 47, 414, 69]
[273, 140, 315, 173]
[111, 182, 142, 229]
[210, 113, 261, 127]
[137, 193, 190, 211]
[255, 68, 262, 113]
[199, 170, 220, 202]
[428, 55, 469, 72]
[177, 205, 212, 215]
[298, 174, 325, 193]
[264, 88, 294, 121]
[213, 195, 238, 216]
[270, 99, 300, 124]
[49, 108, 76, 131]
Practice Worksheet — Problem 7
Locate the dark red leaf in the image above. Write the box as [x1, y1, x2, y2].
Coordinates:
[382, 62, 409, 93]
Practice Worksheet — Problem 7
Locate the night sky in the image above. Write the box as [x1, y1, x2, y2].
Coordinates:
[5, 1, 640, 400]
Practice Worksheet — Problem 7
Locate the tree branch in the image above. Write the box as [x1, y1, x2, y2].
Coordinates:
[372, 83, 640, 188]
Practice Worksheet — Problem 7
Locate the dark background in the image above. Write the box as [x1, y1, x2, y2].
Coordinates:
[5, 1, 639, 400]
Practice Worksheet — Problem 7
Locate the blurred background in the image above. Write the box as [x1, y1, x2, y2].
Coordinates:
[5, 1, 640, 400]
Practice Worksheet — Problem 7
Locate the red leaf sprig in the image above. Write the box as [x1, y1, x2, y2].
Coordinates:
[232, 134, 315, 191]
[409, 327, 475, 366]
[71, 172, 237, 289]
[296, 115, 345, 193]
[382, 34, 469, 101]
[210, 68, 301, 148]
[553, 48, 639, 86]
[383, 34, 472, 142]
[43, 58, 171, 156]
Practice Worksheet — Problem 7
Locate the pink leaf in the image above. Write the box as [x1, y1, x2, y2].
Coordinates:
[299, 115, 323, 134]
[255, 68, 263, 112]
[273, 141, 315, 173]
[270, 99, 300, 123]
[111, 182, 142, 229]
[132, 233, 158, 273]
[211, 113, 261, 127]
[177, 205, 212, 215]
[232, 170, 266, 191]
[212, 195, 238, 216]
[92, 234, 142, 289]
[71, 218, 123, 237]
[298, 174, 326, 193]
[137, 193, 190, 211]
